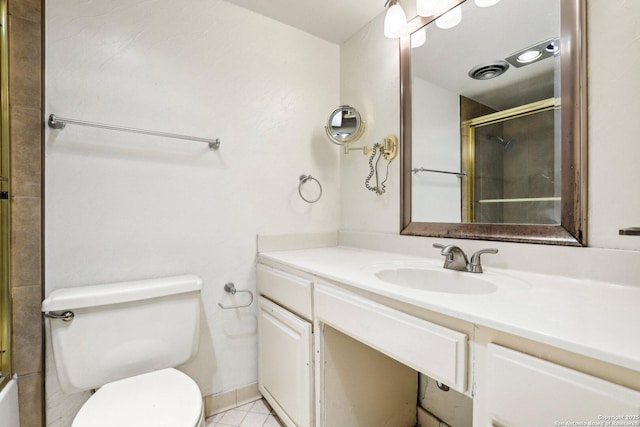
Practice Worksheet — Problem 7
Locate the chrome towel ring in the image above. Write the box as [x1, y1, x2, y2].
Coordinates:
[298, 174, 322, 203]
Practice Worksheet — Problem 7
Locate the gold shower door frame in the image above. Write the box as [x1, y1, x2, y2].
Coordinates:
[461, 98, 558, 223]
[0, 0, 11, 390]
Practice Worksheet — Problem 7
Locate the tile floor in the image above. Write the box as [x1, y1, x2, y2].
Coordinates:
[205, 398, 285, 427]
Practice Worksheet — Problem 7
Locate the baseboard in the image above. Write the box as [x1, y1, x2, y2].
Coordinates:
[204, 382, 261, 417]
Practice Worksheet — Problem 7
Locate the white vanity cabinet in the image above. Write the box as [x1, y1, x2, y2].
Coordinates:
[257, 264, 314, 427]
[482, 344, 640, 427]
[257, 246, 640, 427]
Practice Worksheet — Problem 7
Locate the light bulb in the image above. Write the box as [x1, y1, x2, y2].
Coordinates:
[411, 28, 426, 48]
[417, 0, 439, 17]
[474, 0, 501, 7]
[384, 1, 407, 38]
[517, 50, 542, 63]
[435, 5, 462, 29]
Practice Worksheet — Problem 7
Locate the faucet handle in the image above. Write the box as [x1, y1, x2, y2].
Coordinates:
[468, 248, 498, 273]
[433, 243, 453, 260]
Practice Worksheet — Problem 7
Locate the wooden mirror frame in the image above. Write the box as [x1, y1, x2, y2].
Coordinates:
[400, 0, 587, 246]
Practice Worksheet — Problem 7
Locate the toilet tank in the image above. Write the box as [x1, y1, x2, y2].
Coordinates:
[42, 275, 202, 394]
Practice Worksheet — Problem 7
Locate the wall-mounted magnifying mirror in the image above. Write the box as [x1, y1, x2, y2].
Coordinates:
[325, 105, 365, 146]
[400, 0, 586, 245]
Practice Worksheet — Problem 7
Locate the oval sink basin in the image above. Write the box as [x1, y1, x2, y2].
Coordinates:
[373, 266, 528, 294]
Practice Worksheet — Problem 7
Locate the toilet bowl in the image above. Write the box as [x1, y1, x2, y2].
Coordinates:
[42, 275, 205, 427]
[73, 369, 203, 427]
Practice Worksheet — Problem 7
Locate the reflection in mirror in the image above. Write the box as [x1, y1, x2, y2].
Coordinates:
[400, 0, 586, 245]
[462, 99, 560, 225]
[325, 105, 365, 146]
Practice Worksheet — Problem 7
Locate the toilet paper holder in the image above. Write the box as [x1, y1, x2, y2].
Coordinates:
[217, 282, 254, 309]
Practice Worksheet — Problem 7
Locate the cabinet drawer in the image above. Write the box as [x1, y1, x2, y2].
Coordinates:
[486, 344, 640, 427]
[257, 264, 313, 320]
[314, 281, 468, 392]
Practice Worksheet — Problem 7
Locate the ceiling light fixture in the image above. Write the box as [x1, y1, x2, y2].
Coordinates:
[416, 0, 439, 17]
[517, 50, 543, 63]
[505, 38, 560, 68]
[384, 0, 407, 39]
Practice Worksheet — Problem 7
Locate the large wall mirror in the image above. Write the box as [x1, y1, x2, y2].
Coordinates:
[400, 0, 586, 245]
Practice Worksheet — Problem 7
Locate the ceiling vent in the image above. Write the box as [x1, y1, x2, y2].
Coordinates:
[468, 61, 510, 80]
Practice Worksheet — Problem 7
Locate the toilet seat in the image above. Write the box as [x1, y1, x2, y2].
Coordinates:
[72, 368, 203, 427]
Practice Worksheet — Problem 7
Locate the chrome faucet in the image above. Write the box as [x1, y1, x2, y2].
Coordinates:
[433, 244, 469, 271]
[433, 244, 498, 273]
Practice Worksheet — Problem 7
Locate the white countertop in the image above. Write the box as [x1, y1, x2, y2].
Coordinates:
[258, 246, 640, 372]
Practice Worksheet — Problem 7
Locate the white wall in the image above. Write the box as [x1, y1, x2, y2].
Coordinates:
[587, 2, 640, 250]
[341, 2, 640, 253]
[340, 13, 400, 233]
[411, 77, 461, 222]
[45, 0, 339, 425]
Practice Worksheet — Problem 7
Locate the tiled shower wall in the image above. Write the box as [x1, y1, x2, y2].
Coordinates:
[474, 109, 557, 224]
[8, 0, 44, 425]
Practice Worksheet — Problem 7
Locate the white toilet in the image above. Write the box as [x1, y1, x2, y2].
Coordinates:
[42, 275, 205, 427]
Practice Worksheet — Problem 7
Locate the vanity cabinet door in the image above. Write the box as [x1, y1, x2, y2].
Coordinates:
[485, 344, 640, 427]
[258, 296, 313, 427]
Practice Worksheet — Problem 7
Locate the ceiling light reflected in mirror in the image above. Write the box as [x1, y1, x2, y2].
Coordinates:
[517, 50, 543, 63]
[505, 37, 560, 68]
[435, 5, 462, 29]
[474, 0, 501, 7]
[389, 0, 503, 37]
[411, 27, 427, 48]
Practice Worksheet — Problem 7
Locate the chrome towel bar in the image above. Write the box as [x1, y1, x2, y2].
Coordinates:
[218, 282, 254, 309]
[48, 114, 221, 150]
[412, 167, 466, 177]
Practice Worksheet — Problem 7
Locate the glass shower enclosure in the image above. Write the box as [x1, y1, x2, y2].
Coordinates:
[462, 98, 561, 225]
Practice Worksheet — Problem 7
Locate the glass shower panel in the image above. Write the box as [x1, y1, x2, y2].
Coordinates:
[473, 108, 560, 225]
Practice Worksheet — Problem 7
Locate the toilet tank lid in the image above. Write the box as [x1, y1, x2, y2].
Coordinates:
[42, 275, 203, 312]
